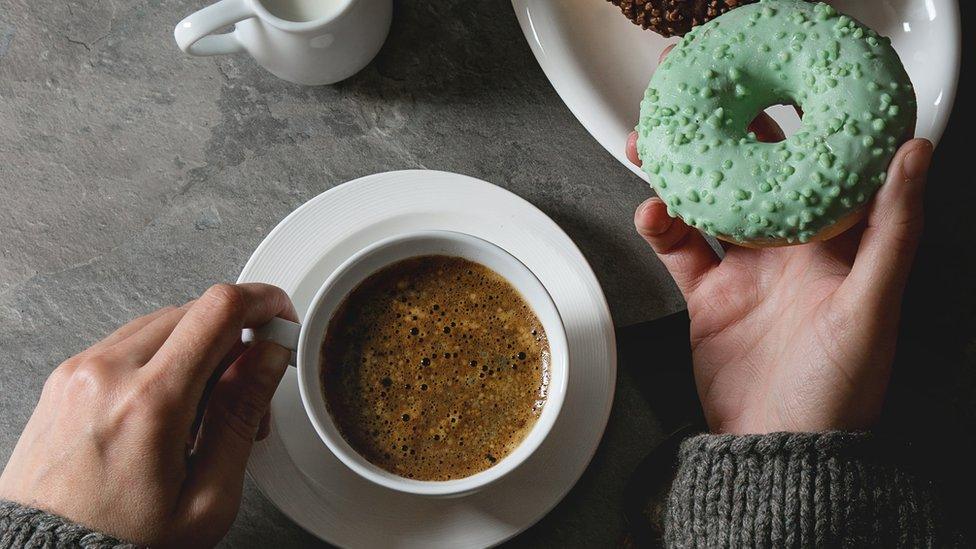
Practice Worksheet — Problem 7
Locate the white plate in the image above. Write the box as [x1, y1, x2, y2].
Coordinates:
[238, 170, 616, 548]
[512, 0, 961, 180]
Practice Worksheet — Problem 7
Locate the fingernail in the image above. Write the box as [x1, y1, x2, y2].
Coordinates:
[635, 198, 672, 237]
[659, 44, 675, 64]
[636, 197, 656, 219]
[903, 140, 933, 182]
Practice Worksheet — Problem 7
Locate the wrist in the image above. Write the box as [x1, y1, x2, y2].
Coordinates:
[704, 389, 885, 435]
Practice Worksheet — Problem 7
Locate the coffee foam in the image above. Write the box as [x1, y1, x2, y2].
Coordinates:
[320, 255, 549, 480]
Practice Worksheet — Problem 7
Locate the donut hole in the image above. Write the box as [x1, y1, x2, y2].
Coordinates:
[749, 104, 803, 143]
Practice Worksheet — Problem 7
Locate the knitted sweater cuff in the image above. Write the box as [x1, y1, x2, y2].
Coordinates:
[664, 431, 942, 547]
[0, 500, 136, 549]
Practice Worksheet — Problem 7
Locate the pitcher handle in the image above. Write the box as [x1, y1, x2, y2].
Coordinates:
[174, 0, 253, 57]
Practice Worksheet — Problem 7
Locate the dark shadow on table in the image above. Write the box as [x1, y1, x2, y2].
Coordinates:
[319, 2, 547, 105]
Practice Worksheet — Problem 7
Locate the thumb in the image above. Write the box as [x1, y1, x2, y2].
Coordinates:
[180, 340, 289, 528]
[842, 138, 932, 306]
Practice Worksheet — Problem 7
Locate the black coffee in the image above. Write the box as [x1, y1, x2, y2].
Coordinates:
[320, 255, 550, 480]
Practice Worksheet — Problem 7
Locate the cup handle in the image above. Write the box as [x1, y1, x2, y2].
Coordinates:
[174, 0, 254, 57]
[242, 317, 301, 367]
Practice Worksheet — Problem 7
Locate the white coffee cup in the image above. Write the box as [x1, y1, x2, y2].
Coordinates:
[245, 231, 569, 497]
[174, 0, 391, 85]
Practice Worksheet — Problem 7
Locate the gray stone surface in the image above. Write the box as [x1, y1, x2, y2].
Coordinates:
[0, 0, 682, 546]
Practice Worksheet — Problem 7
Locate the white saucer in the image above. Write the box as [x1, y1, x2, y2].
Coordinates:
[512, 0, 961, 180]
[237, 170, 616, 548]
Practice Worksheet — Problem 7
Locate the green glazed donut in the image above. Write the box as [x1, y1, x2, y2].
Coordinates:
[635, 0, 916, 245]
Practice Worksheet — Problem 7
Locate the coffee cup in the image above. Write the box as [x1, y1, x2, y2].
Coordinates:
[174, 0, 391, 85]
[244, 230, 569, 497]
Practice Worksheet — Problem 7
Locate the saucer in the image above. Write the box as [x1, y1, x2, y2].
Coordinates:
[237, 170, 616, 547]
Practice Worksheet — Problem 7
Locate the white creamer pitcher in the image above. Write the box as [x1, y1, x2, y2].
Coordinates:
[174, 0, 391, 85]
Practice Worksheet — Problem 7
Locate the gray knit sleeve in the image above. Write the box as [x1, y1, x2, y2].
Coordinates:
[0, 500, 136, 549]
[664, 432, 946, 548]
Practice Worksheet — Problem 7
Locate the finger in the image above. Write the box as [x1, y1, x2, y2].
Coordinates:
[146, 283, 296, 405]
[814, 217, 863, 271]
[78, 307, 175, 359]
[189, 340, 248, 443]
[635, 197, 720, 297]
[256, 411, 271, 441]
[62, 306, 189, 372]
[627, 131, 641, 166]
[748, 111, 786, 143]
[659, 44, 675, 64]
[181, 341, 290, 519]
[107, 304, 193, 366]
[841, 139, 932, 305]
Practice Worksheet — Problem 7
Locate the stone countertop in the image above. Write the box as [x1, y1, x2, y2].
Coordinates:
[1, 0, 973, 547]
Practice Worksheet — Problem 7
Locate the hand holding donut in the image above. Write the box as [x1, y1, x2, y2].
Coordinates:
[627, 44, 933, 434]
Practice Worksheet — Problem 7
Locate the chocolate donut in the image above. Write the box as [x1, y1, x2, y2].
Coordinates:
[608, 0, 753, 37]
